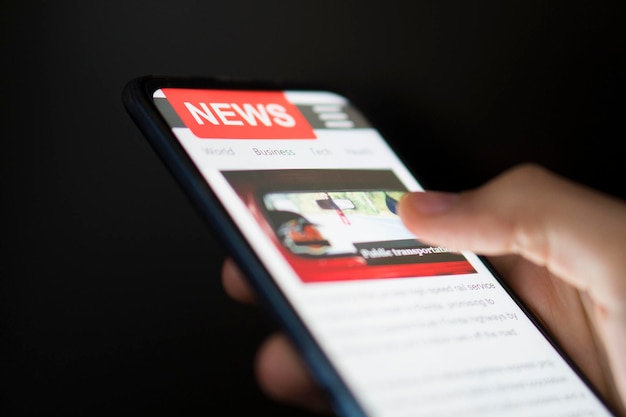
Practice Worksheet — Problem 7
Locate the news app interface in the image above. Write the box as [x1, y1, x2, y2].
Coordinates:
[153, 88, 612, 417]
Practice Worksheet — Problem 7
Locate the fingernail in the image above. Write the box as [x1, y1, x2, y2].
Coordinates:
[404, 191, 459, 214]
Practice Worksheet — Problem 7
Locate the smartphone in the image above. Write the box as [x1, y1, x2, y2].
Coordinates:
[123, 75, 616, 417]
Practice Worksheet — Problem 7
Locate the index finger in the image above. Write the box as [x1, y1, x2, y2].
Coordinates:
[221, 257, 258, 304]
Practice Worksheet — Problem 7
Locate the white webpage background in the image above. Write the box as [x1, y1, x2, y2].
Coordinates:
[156, 89, 612, 417]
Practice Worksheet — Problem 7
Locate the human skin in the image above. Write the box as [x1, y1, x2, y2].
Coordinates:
[222, 163, 626, 416]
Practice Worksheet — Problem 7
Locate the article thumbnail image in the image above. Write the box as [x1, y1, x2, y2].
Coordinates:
[222, 169, 476, 283]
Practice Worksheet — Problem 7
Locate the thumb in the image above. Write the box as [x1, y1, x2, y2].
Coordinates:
[397, 164, 626, 307]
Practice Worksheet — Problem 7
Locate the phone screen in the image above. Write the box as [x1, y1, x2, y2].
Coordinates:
[130, 82, 614, 417]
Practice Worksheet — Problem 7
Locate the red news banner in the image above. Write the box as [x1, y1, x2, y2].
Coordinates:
[161, 88, 316, 139]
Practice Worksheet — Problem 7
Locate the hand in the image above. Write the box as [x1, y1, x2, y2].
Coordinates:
[222, 258, 333, 414]
[222, 163, 626, 415]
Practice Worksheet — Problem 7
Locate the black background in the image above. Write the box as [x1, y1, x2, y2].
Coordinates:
[1, 1, 624, 416]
